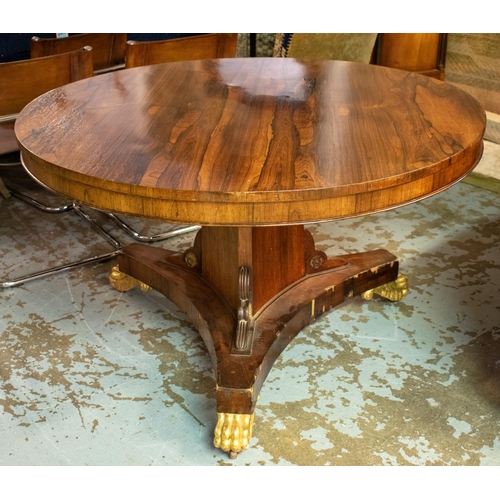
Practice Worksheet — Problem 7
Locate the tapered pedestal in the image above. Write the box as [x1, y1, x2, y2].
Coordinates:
[110, 225, 408, 457]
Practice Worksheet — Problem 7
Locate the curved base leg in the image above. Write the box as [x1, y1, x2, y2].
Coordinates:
[110, 225, 405, 457]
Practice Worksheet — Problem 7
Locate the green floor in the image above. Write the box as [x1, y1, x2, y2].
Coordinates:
[1, 146, 500, 465]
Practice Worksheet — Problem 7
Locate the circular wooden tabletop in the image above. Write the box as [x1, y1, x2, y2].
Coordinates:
[15, 58, 486, 226]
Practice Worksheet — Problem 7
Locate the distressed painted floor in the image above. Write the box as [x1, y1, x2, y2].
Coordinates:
[1, 142, 500, 466]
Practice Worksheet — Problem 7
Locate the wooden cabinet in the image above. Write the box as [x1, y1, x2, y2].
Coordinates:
[373, 34, 448, 80]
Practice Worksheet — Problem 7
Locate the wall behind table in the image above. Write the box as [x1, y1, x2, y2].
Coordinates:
[445, 33, 500, 145]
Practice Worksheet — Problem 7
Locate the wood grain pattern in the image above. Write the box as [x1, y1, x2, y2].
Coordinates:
[193, 225, 306, 312]
[376, 34, 447, 80]
[16, 58, 485, 226]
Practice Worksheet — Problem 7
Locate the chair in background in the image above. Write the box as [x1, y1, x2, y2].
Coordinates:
[273, 33, 378, 64]
[0, 48, 121, 288]
[0, 46, 93, 185]
[125, 33, 238, 68]
[31, 33, 127, 74]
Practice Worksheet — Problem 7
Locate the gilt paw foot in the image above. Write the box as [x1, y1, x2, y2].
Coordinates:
[361, 272, 409, 302]
[109, 265, 151, 293]
[214, 412, 254, 458]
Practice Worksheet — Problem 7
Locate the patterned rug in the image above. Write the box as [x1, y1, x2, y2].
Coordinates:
[445, 34, 500, 144]
[446, 34, 500, 97]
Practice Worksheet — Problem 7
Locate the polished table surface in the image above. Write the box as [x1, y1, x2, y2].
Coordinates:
[15, 58, 486, 457]
[15, 58, 485, 226]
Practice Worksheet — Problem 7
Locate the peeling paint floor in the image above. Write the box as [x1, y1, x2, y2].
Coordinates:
[1, 141, 500, 466]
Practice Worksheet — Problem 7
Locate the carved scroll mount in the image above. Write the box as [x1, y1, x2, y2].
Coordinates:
[235, 266, 252, 352]
[183, 229, 202, 270]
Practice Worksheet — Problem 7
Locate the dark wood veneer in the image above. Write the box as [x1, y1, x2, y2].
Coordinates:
[16, 59, 485, 226]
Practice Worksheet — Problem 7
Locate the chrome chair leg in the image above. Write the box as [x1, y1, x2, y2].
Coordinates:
[0, 161, 21, 167]
[0, 203, 121, 288]
[1, 153, 76, 212]
[8, 187, 74, 212]
[1, 153, 122, 288]
[3, 153, 198, 242]
[1, 150, 196, 288]
[106, 212, 199, 242]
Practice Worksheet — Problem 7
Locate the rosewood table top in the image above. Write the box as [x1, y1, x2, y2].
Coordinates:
[15, 58, 485, 226]
[14, 58, 486, 458]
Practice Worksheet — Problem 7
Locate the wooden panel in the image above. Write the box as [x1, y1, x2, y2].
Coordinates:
[0, 47, 93, 116]
[199, 225, 306, 312]
[252, 226, 306, 312]
[125, 33, 238, 68]
[201, 226, 244, 309]
[376, 33, 447, 80]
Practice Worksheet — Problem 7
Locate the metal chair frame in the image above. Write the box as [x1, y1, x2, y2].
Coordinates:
[1, 151, 199, 287]
[1, 43, 201, 288]
[0, 152, 122, 288]
[106, 212, 199, 242]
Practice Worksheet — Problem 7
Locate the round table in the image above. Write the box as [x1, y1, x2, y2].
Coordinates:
[15, 58, 486, 457]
